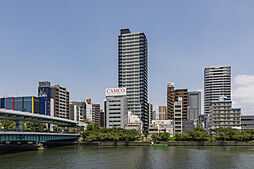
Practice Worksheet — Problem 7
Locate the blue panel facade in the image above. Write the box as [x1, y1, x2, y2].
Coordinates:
[38, 87, 51, 116]
[4, 98, 13, 110]
[0, 97, 39, 114]
[23, 97, 32, 112]
[15, 97, 22, 111]
[0, 98, 4, 108]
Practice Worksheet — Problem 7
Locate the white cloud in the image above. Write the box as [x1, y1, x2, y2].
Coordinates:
[232, 75, 254, 115]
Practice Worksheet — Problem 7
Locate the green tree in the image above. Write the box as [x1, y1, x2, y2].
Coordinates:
[159, 132, 170, 141]
[0, 119, 16, 130]
[82, 122, 140, 142]
[24, 122, 47, 132]
[175, 128, 209, 141]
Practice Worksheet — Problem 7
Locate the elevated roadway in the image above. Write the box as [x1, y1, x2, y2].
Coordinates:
[0, 109, 86, 131]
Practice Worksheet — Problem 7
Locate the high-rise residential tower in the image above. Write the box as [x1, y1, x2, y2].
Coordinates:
[92, 104, 101, 126]
[159, 106, 166, 120]
[118, 28, 148, 130]
[148, 103, 153, 126]
[51, 85, 70, 119]
[175, 89, 188, 120]
[69, 101, 85, 122]
[174, 97, 183, 133]
[166, 82, 188, 121]
[187, 91, 201, 125]
[167, 82, 175, 120]
[204, 65, 231, 114]
[85, 98, 92, 122]
[38, 81, 51, 116]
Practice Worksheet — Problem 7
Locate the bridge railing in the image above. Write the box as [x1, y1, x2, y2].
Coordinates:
[0, 129, 81, 135]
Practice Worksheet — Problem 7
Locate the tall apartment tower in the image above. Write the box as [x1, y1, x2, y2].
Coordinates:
[92, 104, 101, 126]
[69, 101, 85, 122]
[85, 98, 93, 122]
[51, 85, 70, 119]
[118, 28, 148, 130]
[187, 91, 201, 125]
[174, 97, 183, 133]
[159, 106, 166, 120]
[148, 103, 153, 126]
[38, 81, 51, 116]
[204, 65, 231, 114]
[167, 82, 175, 120]
[175, 89, 188, 120]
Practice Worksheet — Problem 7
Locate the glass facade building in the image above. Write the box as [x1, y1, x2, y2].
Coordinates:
[0, 96, 39, 114]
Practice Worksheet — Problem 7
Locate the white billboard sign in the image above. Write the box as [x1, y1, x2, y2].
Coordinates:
[106, 87, 127, 96]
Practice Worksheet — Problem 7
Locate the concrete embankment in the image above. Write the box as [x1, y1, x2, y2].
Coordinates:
[81, 141, 149, 146]
[81, 141, 254, 146]
[167, 142, 254, 146]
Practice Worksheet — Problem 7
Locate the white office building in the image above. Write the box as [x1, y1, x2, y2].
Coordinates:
[85, 99, 93, 122]
[209, 96, 241, 129]
[105, 88, 128, 129]
[69, 101, 85, 122]
[174, 97, 183, 133]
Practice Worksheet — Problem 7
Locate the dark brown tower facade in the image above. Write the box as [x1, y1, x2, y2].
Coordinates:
[92, 104, 101, 126]
[167, 82, 175, 120]
[175, 89, 188, 120]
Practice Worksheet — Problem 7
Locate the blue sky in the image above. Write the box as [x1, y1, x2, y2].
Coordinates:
[1, 0, 254, 114]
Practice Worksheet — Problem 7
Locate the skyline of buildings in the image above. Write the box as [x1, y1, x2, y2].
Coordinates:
[0, 28, 251, 133]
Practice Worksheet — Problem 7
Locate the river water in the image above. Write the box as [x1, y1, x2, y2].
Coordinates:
[0, 146, 254, 169]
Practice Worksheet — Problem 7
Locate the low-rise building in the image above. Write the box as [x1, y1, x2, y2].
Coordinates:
[148, 120, 174, 136]
[209, 96, 241, 129]
[241, 116, 254, 130]
[125, 111, 143, 134]
[182, 120, 195, 133]
[198, 114, 207, 129]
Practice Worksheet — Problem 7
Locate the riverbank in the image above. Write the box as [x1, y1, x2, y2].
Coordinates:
[80, 141, 254, 146]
